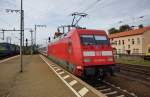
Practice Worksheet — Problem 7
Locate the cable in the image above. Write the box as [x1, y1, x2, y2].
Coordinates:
[82, 0, 101, 13]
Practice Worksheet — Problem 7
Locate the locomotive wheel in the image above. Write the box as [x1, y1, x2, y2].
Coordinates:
[97, 69, 106, 81]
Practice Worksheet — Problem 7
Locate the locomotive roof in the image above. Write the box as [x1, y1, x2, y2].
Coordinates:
[51, 28, 106, 43]
[66, 28, 106, 36]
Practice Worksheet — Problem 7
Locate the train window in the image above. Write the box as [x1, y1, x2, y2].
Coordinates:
[94, 35, 109, 44]
[0, 44, 7, 51]
[0, 45, 6, 51]
[80, 35, 95, 45]
[148, 48, 150, 53]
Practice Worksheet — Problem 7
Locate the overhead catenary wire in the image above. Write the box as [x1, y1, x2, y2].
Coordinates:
[68, 0, 102, 27]
[81, 0, 101, 13]
[106, 14, 149, 29]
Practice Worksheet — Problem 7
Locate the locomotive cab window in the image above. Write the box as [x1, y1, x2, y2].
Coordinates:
[80, 35, 109, 45]
[80, 35, 95, 45]
[94, 35, 109, 45]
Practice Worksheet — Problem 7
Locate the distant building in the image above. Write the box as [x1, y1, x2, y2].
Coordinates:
[108, 26, 150, 55]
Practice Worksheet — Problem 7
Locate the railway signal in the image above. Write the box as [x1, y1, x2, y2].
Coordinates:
[30, 30, 34, 55]
[48, 37, 51, 43]
[26, 38, 28, 47]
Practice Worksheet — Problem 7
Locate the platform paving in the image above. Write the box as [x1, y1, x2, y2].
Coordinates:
[0, 55, 105, 97]
[0, 55, 77, 97]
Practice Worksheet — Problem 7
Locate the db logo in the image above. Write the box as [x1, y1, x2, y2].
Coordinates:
[95, 51, 101, 56]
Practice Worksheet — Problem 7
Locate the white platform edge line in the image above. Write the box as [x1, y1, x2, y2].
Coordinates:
[58, 71, 65, 75]
[55, 69, 61, 72]
[78, 87, 89, 96]
[63, 75, 70, 79]
[40, 55, 81, 97]
[69, 80, 77, 86]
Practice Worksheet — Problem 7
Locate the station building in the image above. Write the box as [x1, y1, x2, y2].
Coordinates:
[108, 26, 150, 55]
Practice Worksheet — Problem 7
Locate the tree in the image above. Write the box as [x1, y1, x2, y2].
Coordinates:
[108, 28, 119, 34]
[119, 24, 132, 32]
[138, 24, 143, 28]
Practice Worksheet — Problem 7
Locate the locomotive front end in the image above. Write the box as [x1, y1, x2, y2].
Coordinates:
[79, 30, 115, 79]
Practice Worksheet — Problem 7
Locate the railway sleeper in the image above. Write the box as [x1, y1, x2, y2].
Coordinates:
[105, 91, 118, 96]
[99, 88, 112, 92]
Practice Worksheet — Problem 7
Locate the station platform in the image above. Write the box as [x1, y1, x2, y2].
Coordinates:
[0, 55, 106, 97]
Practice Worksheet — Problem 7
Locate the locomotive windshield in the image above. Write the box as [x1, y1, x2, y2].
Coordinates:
[80, 35, 109, 45]
[94, 35, 109, 44]
[80, 35, 95, 45]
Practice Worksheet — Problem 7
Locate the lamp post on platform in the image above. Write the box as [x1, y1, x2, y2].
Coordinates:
[5, 0, 24, 72]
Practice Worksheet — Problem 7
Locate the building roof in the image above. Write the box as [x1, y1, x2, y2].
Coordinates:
[108, 26, 150, 39]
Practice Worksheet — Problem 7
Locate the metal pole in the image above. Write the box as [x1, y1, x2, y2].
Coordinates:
[6, 37, 8, 43]
[34, 25, 37, 46]
[22, 10, 24, 54]
[30, 30, 33, 55]
[2, 30, 4, 40]
[10, 37, 11, 44]
[20, 0, 23, 72]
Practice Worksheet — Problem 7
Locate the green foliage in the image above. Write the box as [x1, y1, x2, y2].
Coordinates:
[138, 24, 143, 28]
[119, 24, 132, 32]
[116, 56, 150, 66]
[108, 28, 119, 34]
[108, 24, 142, 34]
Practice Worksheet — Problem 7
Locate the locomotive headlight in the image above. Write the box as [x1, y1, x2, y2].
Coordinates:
[83, 51, 95, 56]
[102, 51, 112, 56]
[107, 57, 113, 61]
[84, 58, 91, 62]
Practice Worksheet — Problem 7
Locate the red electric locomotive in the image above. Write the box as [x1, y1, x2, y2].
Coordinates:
[48, 26, 115, 79]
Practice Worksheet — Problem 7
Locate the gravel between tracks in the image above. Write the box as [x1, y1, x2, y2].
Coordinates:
[105, 74, 150, 97]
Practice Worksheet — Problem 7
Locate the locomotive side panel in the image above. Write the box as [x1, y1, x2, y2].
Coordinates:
[49, 40, 67, 58]
[68, 31, 84, 76]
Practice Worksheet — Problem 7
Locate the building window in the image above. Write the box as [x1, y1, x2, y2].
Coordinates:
[118, 49, 121, 54]
[134, 49, 139, 54]
[119, 40, 121, 45]
[128, 39, 130, 41]
[122, 40, 125, 45]
[136, 49, 139, 54]
[133, 49, 139, 54]
[137, 38, 140, 44]
[148, 48, 150, 53]
[132, 39, 135, 44]
[133, 48, 136, 54]
[115, 41, 117, 45]
[128, 45, 130, 49]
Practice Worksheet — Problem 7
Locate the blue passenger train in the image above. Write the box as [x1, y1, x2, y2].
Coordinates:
[0, 43, 20, 58]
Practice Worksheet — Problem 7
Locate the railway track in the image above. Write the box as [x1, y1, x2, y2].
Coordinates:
[117, 64, 150, 83]
[87, 64, 150, 97]
[88, 80, 137, 97]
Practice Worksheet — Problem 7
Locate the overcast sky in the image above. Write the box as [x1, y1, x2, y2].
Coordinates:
[0, 0, 150, 46]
